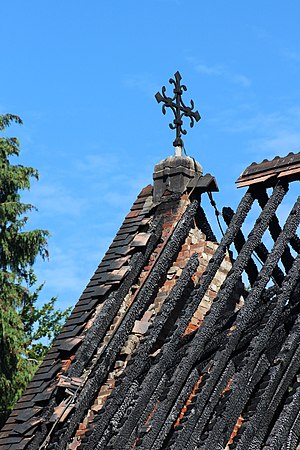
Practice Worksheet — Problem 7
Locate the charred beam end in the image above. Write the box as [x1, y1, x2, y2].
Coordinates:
[223, 206, 285, 286]
[256, 186, 295, 273]
[196, 204, 217, 242]
[223, 206, 259, 286]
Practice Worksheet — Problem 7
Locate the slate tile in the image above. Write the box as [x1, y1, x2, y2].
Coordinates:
[14, 419, 42, 435]
[78, 291, 94, 300]
[22, 380, 44, 390]
[117, 223, 140, 232]
[138, 184, 153, 197]
[97, 256, 130, 272]
[58, 337, 82, 352]
[55, 325, 84, 341]
[110, 235, 133, 248]
[34, 386, 56, 402]
[125, 210, 141, 219]
[0, 423, 15, 432]
[31, 364, 61, 381]
[113, 233, 130, 242]
[15, 407, 42, 423]
[10, 400, 35, 410]
[0, 436, 23, 444]
[71, 302, 92, 314]
[90, 285, 112, 298]
[63, 314, 87, 326]
[9, 437, 33, 449]
[130, 203, 144, 211]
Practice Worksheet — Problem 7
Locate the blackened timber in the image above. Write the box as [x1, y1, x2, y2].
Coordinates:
[107, 373, 170, 450]
[93, 379, 144, 446]
[127, 183, 288, 449]
[223, 206, 259, 286]
[217, 251, 300, 447]
[68, 220, 162, 378]
[151, 368, 201, 450]
[115, 188, 252, 445]
[256, 188, 295, 273]
[253, 243, 285, 286]
[196, 204, 217, 242]
[232, 256, 300, 447]
[290, 233, 300, 254]
[286, 410, 300, 450]
[223, 206, 285, 286]
[81, 253, 199, 449]
[165, 361, 235, 450]
[112, 345, 189, 450]
[125, 374, 169, 450]
[190, 193, 300, 448]
[236, 321, 300, 449]
[111, 185, 285, 449]
[47, 200, 199, 450]
[95, 381, 140, 450]
[203, 354, 270, 450]
[264, 378, 300, 450]
[248, 329, 300, 448]
[201, 326, 285, 449]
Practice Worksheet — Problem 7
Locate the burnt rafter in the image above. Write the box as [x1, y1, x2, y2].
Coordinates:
[155, 71, 200, 147]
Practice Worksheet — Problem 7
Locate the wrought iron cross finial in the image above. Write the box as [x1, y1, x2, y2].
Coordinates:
[155, 71, 201, 149]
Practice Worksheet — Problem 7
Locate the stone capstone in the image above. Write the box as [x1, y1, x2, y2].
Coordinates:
[153, 155, 203, 203]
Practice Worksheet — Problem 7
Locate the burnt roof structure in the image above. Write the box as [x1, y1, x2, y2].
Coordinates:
[1, 75, 300, 450]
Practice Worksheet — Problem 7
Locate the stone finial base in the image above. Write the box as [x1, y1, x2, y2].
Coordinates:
[153, 155, 203, 203]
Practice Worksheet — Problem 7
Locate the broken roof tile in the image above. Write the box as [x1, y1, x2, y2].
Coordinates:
[131, 232, 151, 247]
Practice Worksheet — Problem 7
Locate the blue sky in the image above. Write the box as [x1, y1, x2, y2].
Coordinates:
[1, 1, 300, 311]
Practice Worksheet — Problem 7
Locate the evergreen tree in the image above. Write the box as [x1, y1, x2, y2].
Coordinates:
[0, 114, 70, 427]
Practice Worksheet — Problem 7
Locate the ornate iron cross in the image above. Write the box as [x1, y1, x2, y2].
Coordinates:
[155, 71, 201, 149]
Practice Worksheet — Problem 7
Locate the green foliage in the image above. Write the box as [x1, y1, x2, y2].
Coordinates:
[0, 114, 70, 427]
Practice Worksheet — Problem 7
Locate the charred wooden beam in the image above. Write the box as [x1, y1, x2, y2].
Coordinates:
[223, 206, 285, 286]
[193, 194, 300, 449]
[196, 204, 217, 242]
[47, 200, 199, 450]
[133, 184, 289, 447]
[256, 188, 295, 273]
[82, 253, 199, 449]
[110, 184, 288, 450]
[68, 219, 162, 378]
[222, 206, 259, 286]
